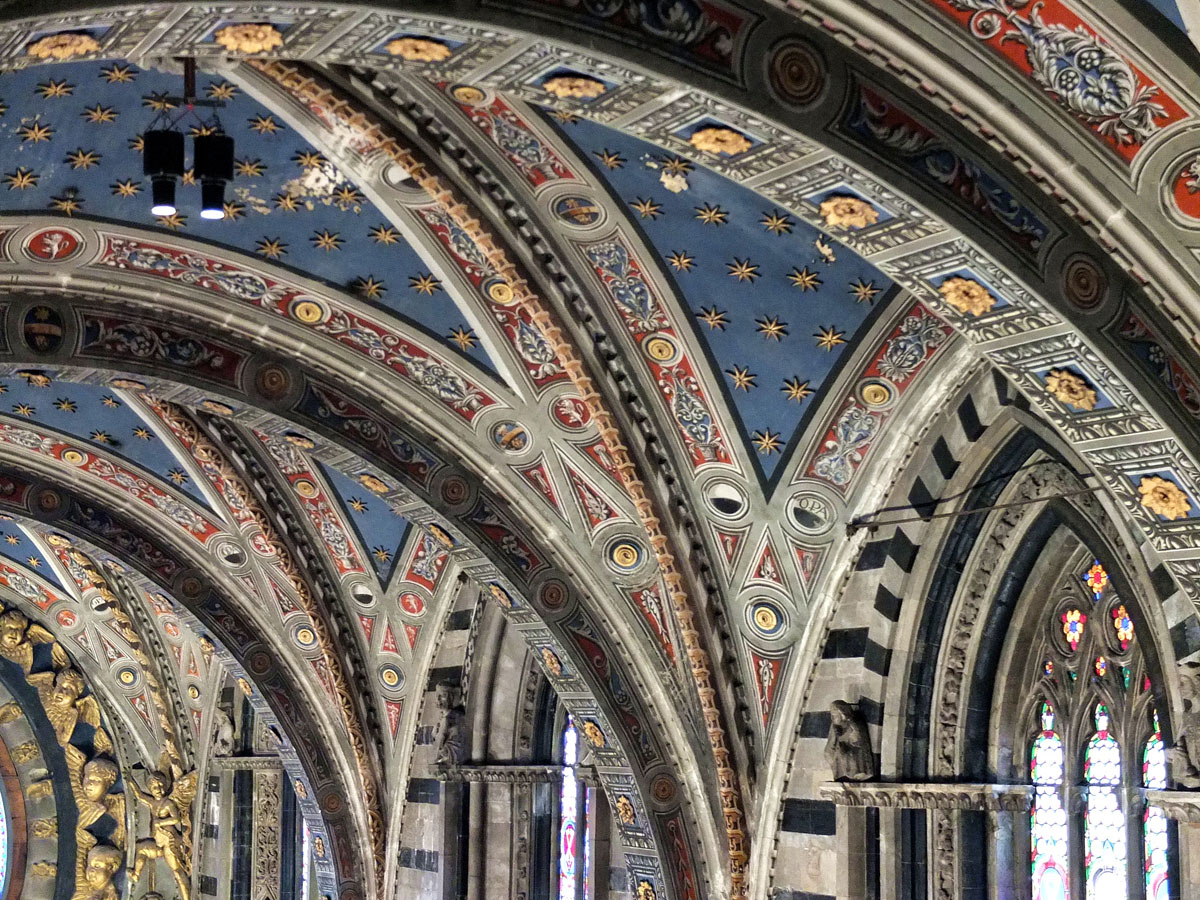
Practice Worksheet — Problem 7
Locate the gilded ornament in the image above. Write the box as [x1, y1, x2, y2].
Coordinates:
[295, 779, 308, 799]
[938, 276, 996, 317]
[0, 702, 21, 723]
[213, 23, 284, 54]
[30, 666, 104, 747]
[488, 583, 513, 609]
[358, 474, 389, 495]
[487, 280, 515, 304]
[543, 76, 607, 99]
[541, 647, 562, 677]
[11, 740, 38, 764]
[1138, 475, 1192, 520]
[689, 127, 752, 156]
[1045, 368, 1097, 411]
[31, 861, 57, 877]
[237, 676, 254, 696]
[81, 844, 122, 900]
[819, 194, 880, 229]
[636, 880, 657, 900]
[314, 835, 326, 858]
[0, 607, 67, 672]
[615, 794, 635, 825]
[452, 85, 486, 104]
[129, 762, 199, 900]
[384, 37, 451, 62]
[581, 719, 606, 748]
[26, 32, 100, 60]
[31, 817, 57, 837]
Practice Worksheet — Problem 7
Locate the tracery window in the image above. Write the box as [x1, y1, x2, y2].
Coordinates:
[1026, 560, 1171, 900]
[556, 715, 594, 900]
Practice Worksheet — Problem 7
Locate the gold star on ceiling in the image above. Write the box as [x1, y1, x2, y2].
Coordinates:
[594, 149, 625, 169]
[726, 366, 757, 391]
[37, 79, 73, 99]
[312, 230, 343, 252]
[760, 211, 793, 235]
[156, 212, 186, 230]
[222, 201, 245, 221]
[409, 273, 441, 295]
[66, 148, 100, 170]
[370, 225, 400, 245]
[4, 536, 16, 546]
[448, 327, 477, 350]
[101, 395, 119, 408]
[551, 110, 579, 124]
[667, 251, 694, 272]
[661, 156, 693, 176]
[349, 498, 368, 512]
[249, 115, 281, 134]
[142, 92, 175, 112]
[133, 427, 152, 440]
[727, 258, 759, 282]
[274, 192, 300, 212]
[207, 82, 237, 101]
[814, 325, 846, 351]
[53, 398, 75, 412]
[12, 404, 32, 417]
[90, 430, 111, 444]
[782, 377, 812, 402]
[373, 546, 392, 563]
[354, 276, 386, 300]
[235, 157, 265, 177]
[50, 192, 81, 216]
[752, 430, 782, 455]
[756, 316, 788, 340]
[189, 124, 217, 137]
[128, 134, 144, 152]
[5, 168, 37, 190]
[850, 279, 880, 303]
[694, 203, 728, 225]
[629, 197, 663, 219]
[168, 469, 188, 485]
[181, 169, 196, 186]
[333, 185, 364, 209]
[788, 266, 821, 291]
[0, 100, 8, 117]
[255, 237, 287, 259]
[294, 150, 326, 169]
[697, 306, 728, 330]
[19, 122, 53, 144]
[101, 64, 135, 84]
[82, 104, 116, 124]
[25, 556, 39, 568]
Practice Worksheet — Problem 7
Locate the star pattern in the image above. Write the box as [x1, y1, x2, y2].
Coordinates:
[556, 113, 895, 479]
[0, 61, 500, 372]
[319, 461, 412, 583]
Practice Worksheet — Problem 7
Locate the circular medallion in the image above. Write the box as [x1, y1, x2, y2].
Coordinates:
[767, 38, 825, 107]
[400, 592, 425, 616]
[56, 609, 76, 628]
[187, 684, 200, 700]
[255, 364, 291, 400]
[491, 421, 530, 453]
[643, 334, 678, 364]
[787, 492, 835, 537]
[249, 650, 272, 674]
[858, 379, 895, 408]
[748, 601, 785, 638]
[705, 480, 747, 519]
[293, 625, 317, 649]
[440, 475, 468, 504]
[60, 448, 86, 466]
[34, 488, 63, 513]
[540, 580, 567, 610]
[24, 227, 81, 261]
[551, 395, 591, 431]
[451, 84, 486, 104]
[351, 584, 375, 607]
[650, 774, 677, 803]
[486, 280, 515, 305]
[320, 791, 342, 814]
[290, 299, 327, 324]
[607, 539, 644, 573]
[22, 305, 64, 354]
[553, 195, 604, 227]
[1062, 254, 1106, 310]
[163, 621, 180, 638]
[379, 664, 403, 690]
[293, 479, 318, 499]
[116, 666, 138, 687]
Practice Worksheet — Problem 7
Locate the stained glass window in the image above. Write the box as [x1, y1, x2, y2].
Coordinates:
[1084, 705, 1126, 900]
[0, 786, 7, 899]
[1031, 703, 1070, 900]
[1062, 609, 1086, 651]
[1083, 561, 1109, 600]
[1143, 713, 1170, 900]
[559, 717, 579, 900]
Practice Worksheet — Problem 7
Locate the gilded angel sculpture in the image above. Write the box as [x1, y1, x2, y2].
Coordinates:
[128, 759, 198, 900]
[0, 607, 67, 672]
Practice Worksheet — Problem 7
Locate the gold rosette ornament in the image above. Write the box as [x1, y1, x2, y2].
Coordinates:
[1138, 475, 1192, 521]
[27, 32, 100, 60]
[938, 276, 996, 317]
[385, 37, 451, 62]
[213, 23, 284, 54]
[543, 76, 607, 99]
[689, 126, 752, 156]
[1045, 368, 1097, 411]
[819, 194, 880, 229]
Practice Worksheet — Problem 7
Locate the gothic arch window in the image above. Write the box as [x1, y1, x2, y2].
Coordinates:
[1023, 557, 1172, 900]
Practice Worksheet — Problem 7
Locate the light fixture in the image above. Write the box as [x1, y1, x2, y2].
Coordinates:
[195, 133, 234, 220]
[143, 129, 184, 216]
[141, 58, 235, 221]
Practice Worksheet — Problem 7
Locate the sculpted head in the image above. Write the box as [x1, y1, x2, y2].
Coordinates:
[52, 668, 85, 704]
[0, 609, 27, 648]
[148, 771, 171, 798]
[83, 758, 119, 801]
[84, 844, 122, 888]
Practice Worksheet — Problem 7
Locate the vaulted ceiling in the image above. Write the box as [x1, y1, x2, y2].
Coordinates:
[0, 2, 1194, 900]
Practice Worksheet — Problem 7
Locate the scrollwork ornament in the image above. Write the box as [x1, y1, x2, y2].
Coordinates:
[1045, 368, 1098, 410]
[26, 32, 100, 60]
[938, 276, 996, 316]
[1138, 475, 1191, 520]
[543, 76, 607, 99]
[213, 23, 284, 54]
[385, 37, 451, 62]
[819, 195, 880, 229]
[688, 127, 752, 156]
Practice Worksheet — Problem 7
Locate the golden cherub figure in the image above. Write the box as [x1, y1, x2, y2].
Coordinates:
[29, 666, 109, 751]
[79, 844, 122, 900]
[0, 607, 67, 673]
[66, 747, 125, 848]
[128, 761, 198, 900]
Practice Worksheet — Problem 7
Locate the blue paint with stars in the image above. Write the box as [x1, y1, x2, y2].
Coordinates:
[0, 60, 497, 373]
[317, 462, 411, 584]
[545, 112, 895, 481]
[0, 377, 212, 509]
[0, 520, 68, 592]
